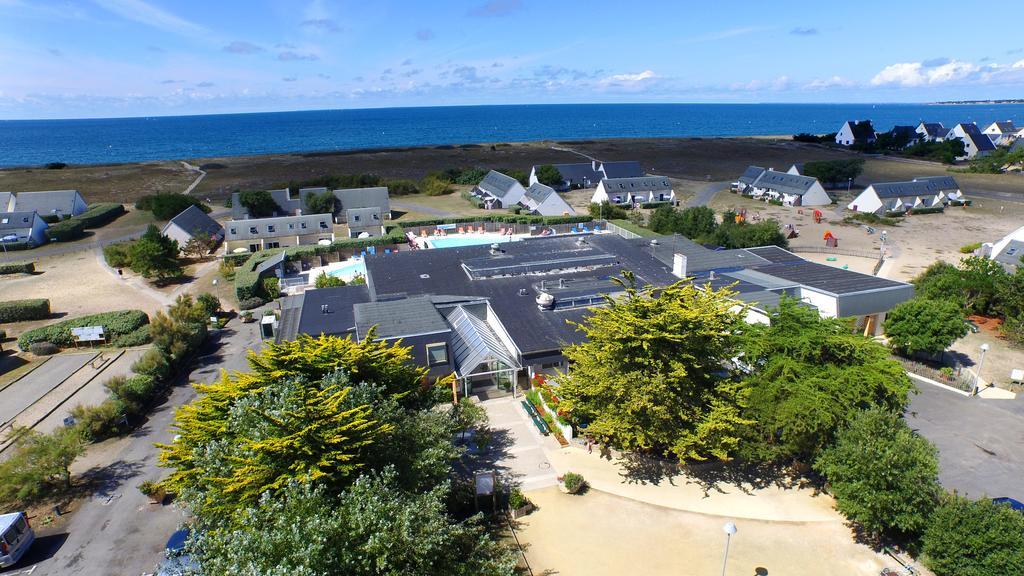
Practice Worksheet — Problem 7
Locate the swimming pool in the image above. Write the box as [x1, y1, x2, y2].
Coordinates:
[425, 234, 522, 249]
[324, 260, 367, 280]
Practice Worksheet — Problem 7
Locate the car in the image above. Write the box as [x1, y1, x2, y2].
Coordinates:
[156, 529, 199, 576]
[993, 497, 1024, 512]
[0, 512, 35, 568]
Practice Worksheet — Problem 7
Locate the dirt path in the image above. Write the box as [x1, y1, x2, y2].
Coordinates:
[180, 161, 206, 196]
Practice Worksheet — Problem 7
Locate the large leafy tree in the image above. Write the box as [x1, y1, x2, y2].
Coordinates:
[128, 224, 183, 281]
[193, 470, 517, 576]
[884, 298, 968, 358]
[647, 206, 718, 239]
[740, 299, 913, 462]
[0, 426, 85, 506]
[801, 158, 865, 187]
[922, 495, 1024, 576]
[238, 190, 281, 218]
[814, 409, 940, 541]
[557, 274, 752, 461]
[534, 164, 563, 187]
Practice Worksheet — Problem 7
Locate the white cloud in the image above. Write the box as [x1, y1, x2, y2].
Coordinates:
[804, 75, 855, 90]
[734, 75, 792, 91]
[92, 0, 205, 36]
[871, 59, 980, 86]
[602, 70, 656, 84]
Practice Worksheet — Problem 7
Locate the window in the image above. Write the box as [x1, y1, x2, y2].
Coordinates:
[373, 213, 380, 220]
[267, 225, 276, 233]
[353, 215, 360, 222]
[266, 241, 280, 249]
[540, 361, 561, 369]
[0, 218, 7, 224]
[320, 221, 329, 229]
[249, 227, 258, 234]
[426, 343, 448, 366]
[301, 222, 307, 229]
[249, 244, 258, 252]
[288, 223, 294, 230]
[230, 228, 237, 235]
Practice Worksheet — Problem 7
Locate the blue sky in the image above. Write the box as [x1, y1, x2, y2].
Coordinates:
[2, 0, 1023, 119]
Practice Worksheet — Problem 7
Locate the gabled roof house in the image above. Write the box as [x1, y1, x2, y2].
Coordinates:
[983, 121, 1019, 146]
[847, 176, 963, 215]
[946, 123, 996, 159]
[230, 186, 391, 224]
[916, 122, 948, 142]
[5, 190, 88, 219]
[520, 183, 575, 216]
[161, 205, 224, 251]
[748, 170, 832, 207]
[528, 160, 644, 191]
[733, 166, 767, 191]
[0, 211, 49, 247]
[224, 213, 335, 254]
[472, 171, 527, 209]
[982, 224, 1024, 270]
[591, 177, 675, 206]
[835, 120, 876, 146]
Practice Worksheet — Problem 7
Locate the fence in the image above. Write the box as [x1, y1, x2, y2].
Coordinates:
[896, 357, 975, 393]
[604, 220, 644, 240]
[789, 246, 882, 260]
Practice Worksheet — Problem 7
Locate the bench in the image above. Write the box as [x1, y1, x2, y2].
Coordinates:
[521, 400, 550, 436]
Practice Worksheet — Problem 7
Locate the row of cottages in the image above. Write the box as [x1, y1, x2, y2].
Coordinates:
[230, 186, 391, 235]
[471, 171, 577, 215]
[914, 121, 999, 159]
[161, 205, 225, 252]
[835, 120, 877, 146]
[981, 225, 1024, 271]
[223, 213, 334, 254]
[981, 121, 1020, 147]
[590, 176, 676, 206]
[0, 189, 90, 248]
[528, 160, 644, 191]
[846, 176, 963, 215]
[733, 167, 832, 207]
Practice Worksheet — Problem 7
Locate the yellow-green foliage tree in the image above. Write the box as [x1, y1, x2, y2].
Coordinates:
[159, 333, 428, 516]
[557, 273, 752, 461]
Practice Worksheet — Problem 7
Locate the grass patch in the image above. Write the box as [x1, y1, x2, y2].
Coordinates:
[607, 219, 661, 237]
[842, 212, 901, 227]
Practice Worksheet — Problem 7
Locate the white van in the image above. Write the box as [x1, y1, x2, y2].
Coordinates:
[0, 512, 34, 568]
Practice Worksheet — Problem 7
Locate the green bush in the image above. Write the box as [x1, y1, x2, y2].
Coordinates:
[0, 261, 34, 275]
[420, 175, 453, 196]
[399, 214, 592, 228]
[239, 296, 266, 310]
[509, 487, 529, 509]
[45, 218, 87, 242]
[17, 310, 149, 350]
[0, 241, 32, 251]
[106, 374, 159, 417]
[75, 203, 125, 228]
[131, 347, 171, 380]
[386, 179, 419, 195]
[639, 201, 671, 209]
[0, 299, 50, 322]
[197, 293, 221, 317]
[959, 242, 982, 254]
[562, 472, 585, 494]
[29, 342, 59, 356]
[909, 206, 945, 215]
[922, 495, 1024, 576]
[103, 242, 133, 268]
[136, 193, 212, 220]
[71, 401, 123, 442]
[111, 325, 152, 347]
[262, 277, 280, 298]
[842, 212, 901, 226]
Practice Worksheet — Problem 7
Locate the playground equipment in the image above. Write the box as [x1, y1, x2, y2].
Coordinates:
[813, 209, 823, 223]
[823, 230, 838, 248]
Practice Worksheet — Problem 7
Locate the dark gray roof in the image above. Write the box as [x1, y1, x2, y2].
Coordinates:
[165, 205, 222, 238]
[1012, 139, 1024, 153]
[844, 120, 876, 141]
[334, 187, 390, 212]
[641, 235, 771, 273]
[0, 211, 41, 233]
[737, 166, 766, 185]
[600, 161, 644, 178]
[889, 125, 919, 139]
[954, 123, 996, 152]
[990, 121, 1017, 134]
[751, 260, 907, 295]
[524, 182, 556, 203]
[918, 122, 947, 138]
[994, 240, 1024, 268]
[354, 295, 450, 339]
[547, 163, 602, 186]
[477, 171, 521, 198]
[869, 176, 960, 200]
[743, 246, 802, 263]
[11, 190, 83, 215]
[296, 285, 371, 336]
[913, 176, 960, 191]
[601, 176, 672, 193]
[0, 192, 12, 210]
[254, 251, 286, 276]
[225, 213, 333, 241]
[751, 170, 819, 196]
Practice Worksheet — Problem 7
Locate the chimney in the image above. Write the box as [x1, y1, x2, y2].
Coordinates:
[672, 253, 687, 278]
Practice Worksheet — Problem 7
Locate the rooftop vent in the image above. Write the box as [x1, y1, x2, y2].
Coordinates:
[419, 273, 430, 279]
[536, 291, 555, 310]
[490, 243, 502, 255]
[518, 288, 529, 296]
[320, 304, 329, 314]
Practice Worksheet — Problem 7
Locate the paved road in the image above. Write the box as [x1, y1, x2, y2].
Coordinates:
[685, 181, 731, 208]
[8, 319, 262, 576]
[906, 381, 1024, 501]
[478, 396, 558, 492]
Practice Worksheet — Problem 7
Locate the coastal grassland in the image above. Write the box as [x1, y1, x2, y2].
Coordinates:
[0, 161, 194, 204]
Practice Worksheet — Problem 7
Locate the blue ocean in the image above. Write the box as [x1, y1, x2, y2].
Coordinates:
[2, 103, 1024, 167]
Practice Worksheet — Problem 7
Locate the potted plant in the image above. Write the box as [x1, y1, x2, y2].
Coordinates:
[509, 487, 534, 518]
[240, 311, 254, 323]
[558, 471, 585, 495]
[139, 480, 167, 504]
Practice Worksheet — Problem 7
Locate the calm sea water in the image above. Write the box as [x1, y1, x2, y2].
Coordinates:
[2, 103, 1024, 167]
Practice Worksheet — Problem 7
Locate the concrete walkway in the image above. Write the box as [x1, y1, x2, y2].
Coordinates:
[0, 353, 97, 426]
[479, 396, 559, 491]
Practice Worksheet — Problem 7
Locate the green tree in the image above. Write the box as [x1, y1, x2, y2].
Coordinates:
[420, 175, 453, 196]
[305, 190, 338, 215]
[802, 159, 865, 188]
[196, 293, 221, 317]
[0, 426, 85, 506]
[149, 293, 209, 362]
[588, 201, 629, 220]
[135, 193, 211, 220]
[557, 274, 752, 461]
[904, 139, 966, 164]
[194, 471, 517, 576]
[741, 299, 914, 461]
[922, 495, 1024, 576]
[534, 164, 563, 187]
[885, 298, 968, 358]
[315, 271, 346, 288]
[709, 216, 788, 249]
[128, 225, 183, 281]
[182, 234, 216, 259]
[238, 190, 281, 218]
[913, 261, 965, 304]
[814, 409, 940, 541]
[958, 256, 1008, 316]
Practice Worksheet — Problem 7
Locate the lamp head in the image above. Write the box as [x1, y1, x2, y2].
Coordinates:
[723, 522, 737, 535]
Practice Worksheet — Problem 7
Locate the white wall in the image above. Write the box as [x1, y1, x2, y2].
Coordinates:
[800, 182, 832, 206]
[847, 186, 884, 214]
[836, 123, 855, 146]
[799, 287, 838, 318]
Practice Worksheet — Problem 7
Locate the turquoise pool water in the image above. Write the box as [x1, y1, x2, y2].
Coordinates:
[427, 235, 519, 249]
[326, 261, 367, 279]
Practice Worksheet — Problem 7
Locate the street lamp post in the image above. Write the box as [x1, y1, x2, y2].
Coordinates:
[847, 177, 853, 192]
[973, 343, 990, 396]
[721, 521, 737, 576]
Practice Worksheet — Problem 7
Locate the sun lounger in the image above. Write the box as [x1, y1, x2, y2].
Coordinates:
[458, 227, 465, 234]
[582, 226, 591, 232]
[570, 227, 578, 233]
[368, 246, 376, 255]
[384, 248, 391, 254]
[498, 227, 506, 235]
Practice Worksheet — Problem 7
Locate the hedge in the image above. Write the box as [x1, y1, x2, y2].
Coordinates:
[639, 201, 672, 209]
[45, 218, 87, 242]
[0, 241, 32, 251]
[909, 206, 945, 215]
[399, 214, 592, 228]
[0, 261, 34, 275]
[606, 219, 661, 238]
[110, 324, 152, 348]
[0, 299, 51, 323]
[75, 203, 125, 229]
[17, 310, 150, 350]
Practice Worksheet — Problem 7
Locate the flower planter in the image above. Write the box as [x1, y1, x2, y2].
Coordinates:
[511, 503, 535, 518]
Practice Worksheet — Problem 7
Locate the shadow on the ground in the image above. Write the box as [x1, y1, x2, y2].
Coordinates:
[153, 274, 197, 288]
[457, 427, 516, 485]
[76, 459, 145, 500]
[0, 351, 28, 376]
[613, 450, 814, 496]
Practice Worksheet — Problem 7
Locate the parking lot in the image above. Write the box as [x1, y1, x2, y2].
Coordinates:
[907, 382, 1024, 501]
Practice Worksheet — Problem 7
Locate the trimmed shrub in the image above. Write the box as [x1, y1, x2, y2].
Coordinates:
[909, 206, 945, 215]
[110, 325, 152, 347]
[197, 293, 221, 317]
[29, 342, 59, 356]
[136, 193, 211, 221]
[106, 374, 158, 416]
[262, 277, 280, 298]
[0, 329, 6, 341]
[640, 201, 672, 209]
[17, 310, 149, 350]
[40, 214, 63, 224]
[103, 242, 133, 268]
[131, 348, 171, 381]
[960, 242, 982, 254]
[75, 203, 125, 228]
[0, 241, 31, 251]
[239, 296, 266, 310]
[45, 218, 87, 242]
[71, 402, 123, 442]
[386, 179, 419, 195]
[562, 472, 585, 494]
[0, 299, 50, 322]
[0, 261, 35, 275]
